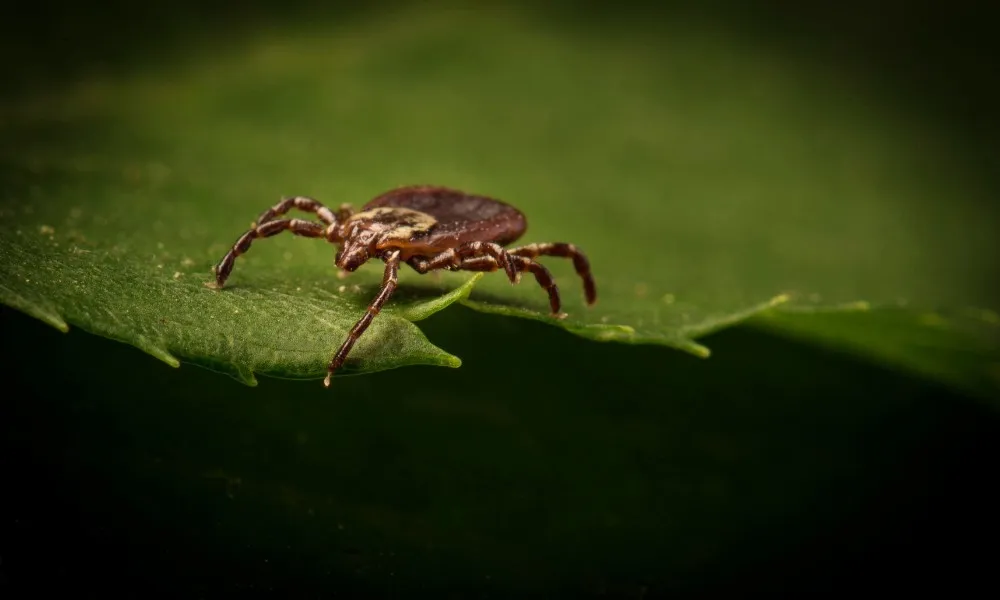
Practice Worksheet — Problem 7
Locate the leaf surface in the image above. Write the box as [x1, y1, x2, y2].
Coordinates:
[1, 6, 996, 395]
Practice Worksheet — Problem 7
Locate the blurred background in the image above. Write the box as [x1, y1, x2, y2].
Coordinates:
[2, 0, 999, 597]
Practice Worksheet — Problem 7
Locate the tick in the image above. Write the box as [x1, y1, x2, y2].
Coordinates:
[211, 185, 597, 387]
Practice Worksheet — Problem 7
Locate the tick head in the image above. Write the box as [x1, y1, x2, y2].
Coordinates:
[335, 242, 370, 272]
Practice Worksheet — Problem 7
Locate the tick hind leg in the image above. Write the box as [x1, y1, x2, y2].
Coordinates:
[212, 218, 325, 287]
[508, 243, 596, 305]
[410, 254, 562, 316]
[410, 242, 518, 283]
[324, 250, 402, 387]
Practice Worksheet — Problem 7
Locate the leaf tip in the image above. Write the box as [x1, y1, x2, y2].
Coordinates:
[2, 297, 70, 333]
[423, 351, 463, 369]
[679, 338, 712, 358]
[426, 352, 463, 369]
[462, 272, 485, 291]
[236, 366, 259, 386]
[135, 335, 181, 368]
[42, 311, 70, 333]
[769, 293, 792, 308]
[399, 273, 485, 321]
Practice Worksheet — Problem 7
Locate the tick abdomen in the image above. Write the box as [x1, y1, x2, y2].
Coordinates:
[363, 185, 527, 249]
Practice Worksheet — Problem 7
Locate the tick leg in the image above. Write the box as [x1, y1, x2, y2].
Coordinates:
[512, 257, 561, 315]
[465, 242, 519, 283]
[406, 256, 433, 273]
[212, 219, 324, 287]
[508, 243, 596, 305]
[419, 255, 562, 316]
[411, 242, 517, 283]
[324, 250, 401, 387]
[255, 196, 346, 227]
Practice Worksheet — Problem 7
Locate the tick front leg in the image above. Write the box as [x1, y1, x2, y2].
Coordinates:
[255, 196, 348, 227]
[212, 219, 325, 287]
[508, 243, 596, 305]
[324, 250, 402, 387]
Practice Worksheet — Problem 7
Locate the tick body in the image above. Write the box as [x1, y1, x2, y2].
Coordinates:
[212, 185, 597, 387]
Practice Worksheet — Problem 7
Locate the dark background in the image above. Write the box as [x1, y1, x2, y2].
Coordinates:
[2, 1, 999, 597]
[4, 304, 999, 596]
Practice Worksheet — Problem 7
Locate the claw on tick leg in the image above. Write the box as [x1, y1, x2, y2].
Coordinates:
[323, 373, 332, 387]
[503, 258, 518, 283]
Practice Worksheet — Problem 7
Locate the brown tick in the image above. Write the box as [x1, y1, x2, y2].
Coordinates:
[211, 185, 597, 386]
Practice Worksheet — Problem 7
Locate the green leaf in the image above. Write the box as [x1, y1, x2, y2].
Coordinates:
[0, 227, 478, 384]
[1, 6, 997, 395]
[752, 306, 1000, 402]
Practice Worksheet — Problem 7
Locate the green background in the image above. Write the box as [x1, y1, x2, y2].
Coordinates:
[2, 0, 998, 596]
